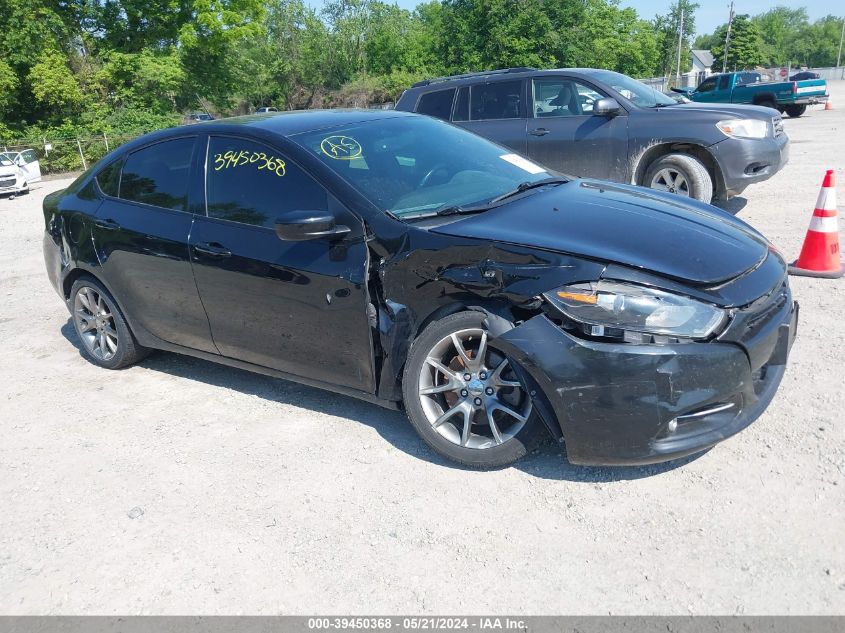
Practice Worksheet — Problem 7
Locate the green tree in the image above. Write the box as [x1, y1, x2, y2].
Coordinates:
[28, 51, 84, 116]
[653, 1, 700, 77]
[752, 6, 809, 66]
[0, 59, 18, 116]
[711, 14, 765, 71]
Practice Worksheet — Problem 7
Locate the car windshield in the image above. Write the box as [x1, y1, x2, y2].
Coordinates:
[291, 116, 552, 219]
[586, 70, 677, 108]
[0, 154, 13, 166]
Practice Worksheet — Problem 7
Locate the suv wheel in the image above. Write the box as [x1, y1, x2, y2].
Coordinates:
[69, 277, 149, 369]
[644, 153, 713, 203]
[402, 311, 546, 469]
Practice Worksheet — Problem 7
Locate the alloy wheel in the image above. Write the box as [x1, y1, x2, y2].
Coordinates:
[650, 167, 690, 196]
[417, 328, 532, 449]
[73, 286, 119, 361]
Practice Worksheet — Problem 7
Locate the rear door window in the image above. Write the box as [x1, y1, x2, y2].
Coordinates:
[470, 80, 523, 120]
[119, 138, 195, 211]
[96, 160, 122, 197]
[415, 89, 456, 121]
[718, 75, 730, 90]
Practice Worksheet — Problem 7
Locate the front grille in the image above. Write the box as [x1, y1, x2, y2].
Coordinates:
[772, 115, 784, 137]
[0, 177, 15, 188]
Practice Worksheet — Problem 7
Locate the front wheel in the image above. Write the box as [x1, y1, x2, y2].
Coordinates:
[644, 153, 714, 203]
[402, 311, 547, 469]
[784, 104, 807, 118]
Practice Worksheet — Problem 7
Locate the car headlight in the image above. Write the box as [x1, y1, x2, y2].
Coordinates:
[716, 118, 768, 139]
[543, 281, 726, 342]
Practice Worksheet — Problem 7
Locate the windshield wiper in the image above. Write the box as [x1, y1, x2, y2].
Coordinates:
[488, 176, 569, 205]
[400, 204, 490, 220]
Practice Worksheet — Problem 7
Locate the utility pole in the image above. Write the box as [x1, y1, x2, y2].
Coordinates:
[722, 1, 735, 73]
[837, 15, 844, 68]
[676, 7, 684, 86]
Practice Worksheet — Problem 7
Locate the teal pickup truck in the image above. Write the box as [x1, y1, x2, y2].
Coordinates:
[672, 71, 828, 118]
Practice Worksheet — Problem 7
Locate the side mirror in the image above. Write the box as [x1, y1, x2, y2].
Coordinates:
[592, 97, 621, 117]
[275, 210, 350, 242]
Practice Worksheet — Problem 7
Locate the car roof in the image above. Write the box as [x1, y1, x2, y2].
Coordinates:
[406, 67, 626, 91]
[111, 109, 416, 157]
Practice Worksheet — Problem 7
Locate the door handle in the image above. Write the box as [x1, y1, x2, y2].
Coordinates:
[529, 128, 550, 136]
[193, 242, 232, 258]
[94, 218, 121, 230]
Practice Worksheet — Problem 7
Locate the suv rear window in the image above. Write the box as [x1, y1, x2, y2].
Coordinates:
[415, 89, 456, 121]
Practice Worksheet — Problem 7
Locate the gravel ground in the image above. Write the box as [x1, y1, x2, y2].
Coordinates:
[0, 87, 843, 616]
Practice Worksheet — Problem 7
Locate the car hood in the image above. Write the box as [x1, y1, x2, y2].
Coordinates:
[663, 102, 778, 120]
[429, 180, 769, 285]
[0, 164, 17, 176]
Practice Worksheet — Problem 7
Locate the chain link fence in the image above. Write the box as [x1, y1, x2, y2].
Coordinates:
[1, 133, 141, 176]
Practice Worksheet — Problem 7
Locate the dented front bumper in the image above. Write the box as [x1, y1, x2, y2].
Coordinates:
[495, 298, 798, 466]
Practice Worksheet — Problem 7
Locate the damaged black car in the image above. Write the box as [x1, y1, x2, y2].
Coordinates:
[43, 110, 798, 469]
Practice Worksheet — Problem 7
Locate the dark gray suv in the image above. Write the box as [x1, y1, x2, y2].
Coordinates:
[395, 67, 789, 203]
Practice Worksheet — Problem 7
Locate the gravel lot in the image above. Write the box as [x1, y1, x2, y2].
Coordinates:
[1, 86, 843, 615]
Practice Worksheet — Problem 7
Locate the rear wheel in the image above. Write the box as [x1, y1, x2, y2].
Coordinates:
[757, 99, 778, 110]
[402, 311, 547, 469]
[70, 277, 149, 369]
[644, 153, 713, 203]
[785, 104, 807, 118]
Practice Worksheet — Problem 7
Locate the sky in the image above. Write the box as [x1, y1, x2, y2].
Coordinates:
[306, 1, 836, 37]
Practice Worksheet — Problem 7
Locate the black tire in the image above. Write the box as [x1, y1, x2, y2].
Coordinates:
[402, 311, 547, 469]
[757, 99, 778, 111]
[785, 104, 807, 118]
[643, 153, 714, 203]
[69, 276, 150, 369]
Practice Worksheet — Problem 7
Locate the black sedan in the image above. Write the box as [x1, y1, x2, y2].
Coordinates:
[42, 110, 798, 468]
[789, 71, 820, 81]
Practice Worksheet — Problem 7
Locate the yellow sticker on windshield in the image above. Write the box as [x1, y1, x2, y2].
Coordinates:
[320, 136, 362, 160]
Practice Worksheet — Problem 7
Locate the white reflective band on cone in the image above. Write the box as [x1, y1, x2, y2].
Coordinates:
[808, 215, 840, 233]
[815, 187, 837, 212]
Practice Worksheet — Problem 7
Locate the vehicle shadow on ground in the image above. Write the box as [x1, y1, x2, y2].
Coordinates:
[713, 196, 748, 216]
[62, 320, 701, 482]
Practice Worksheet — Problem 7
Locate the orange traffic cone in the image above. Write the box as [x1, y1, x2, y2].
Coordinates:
[788, 169, 843, 278]
[825, 97, 833, 111]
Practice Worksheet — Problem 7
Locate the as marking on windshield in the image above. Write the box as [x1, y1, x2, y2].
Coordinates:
[320, 136, 363, 160]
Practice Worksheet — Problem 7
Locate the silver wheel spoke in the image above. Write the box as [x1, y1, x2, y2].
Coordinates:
[78, 291, 92, 312]
[76, 311, 95, 332]
[104, 330, 118, 353]
[425, 357, 459, 382]
[86, 289, 99, 314]
[432, 401, 468, 429]
[491, 358, 521, 388]
[420, 381, 458, 395]
[474, 331, 488, 370]
[460, 404, 472, 446]
[486, 409, 503, 445]
[449, 333, 473, 369]
[490, 400, 529, 424]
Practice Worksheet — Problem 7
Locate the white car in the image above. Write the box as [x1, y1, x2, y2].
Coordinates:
[0, 149, 41, 198]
